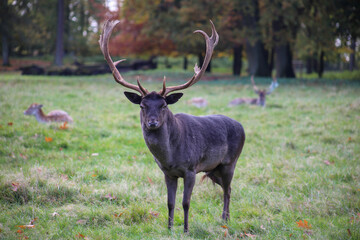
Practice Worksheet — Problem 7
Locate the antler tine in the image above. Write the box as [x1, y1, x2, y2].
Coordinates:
[250, 75, 260, 92]
[266, 75, 278, 95]
[159, 20, 219, 96]
[99, 20, 148, 96]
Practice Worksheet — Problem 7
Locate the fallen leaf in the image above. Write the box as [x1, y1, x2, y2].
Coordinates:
[350, 213, 360, 223]
[61, 174, 68, 181]
[289, 233, 293, 237]
[91, 174, 97, 177]
[224, 229, 227, 237]
[76, 219, 87, 225]
[11, 182, 20, 191]
[221, 225, 228, 229]
[16, 229, 23, 234]
[323, 160, 334, 165]
[45, 137, 53, 142]
[76, 233, 85, 238]
[29, 218, 38, 225]
[19, 153, 27, 160]
[17, 225, 35, 229]
[347, 228, 351, 236]
[296, 220, 312, 229]
[244, 232, 256, 238]
[52, 212, 60, 217]
[59, 122, 68, 130]
[8, 122, 13, 126]
[347, 137, 352, 142]
[114, 212, 123, 217]
[104, 193, 116, 200]
[147, 176, 153, 185]
[149, 210, 159, 217]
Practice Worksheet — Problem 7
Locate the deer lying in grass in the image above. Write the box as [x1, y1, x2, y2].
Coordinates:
[99, 20, 245, 232]
[228, 76, 278, 107]
[24, 103, 73, 123]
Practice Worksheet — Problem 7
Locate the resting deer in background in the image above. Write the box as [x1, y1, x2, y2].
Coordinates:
[99, 20, 245, 232]
[228, 75, 278, 107]
[24, 103, 73, 123]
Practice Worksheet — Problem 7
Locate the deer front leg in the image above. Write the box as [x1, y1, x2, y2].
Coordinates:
[165, 175, 178, 229]
[183, 171, 196, 233]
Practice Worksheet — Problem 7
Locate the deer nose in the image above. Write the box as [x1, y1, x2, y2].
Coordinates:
[147, 118, 159, 128]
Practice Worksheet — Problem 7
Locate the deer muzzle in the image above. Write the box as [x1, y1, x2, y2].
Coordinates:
[147, 118, 159, 129]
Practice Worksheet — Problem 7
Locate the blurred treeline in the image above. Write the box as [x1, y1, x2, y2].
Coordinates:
[0, 0, 359, 77]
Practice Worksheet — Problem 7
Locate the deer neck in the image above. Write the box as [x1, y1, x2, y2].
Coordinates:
[34, 109, 49, 123]
[141, 110, 180, 166]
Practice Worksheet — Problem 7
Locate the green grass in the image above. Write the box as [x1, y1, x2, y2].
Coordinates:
[0, 72, 359, 239]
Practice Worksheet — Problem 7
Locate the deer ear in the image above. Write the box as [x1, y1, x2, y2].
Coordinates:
[165, 93, 183, 105]
[124, 92, 142, 104]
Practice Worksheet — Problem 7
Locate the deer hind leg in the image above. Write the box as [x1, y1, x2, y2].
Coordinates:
[219, 164, 236, 221]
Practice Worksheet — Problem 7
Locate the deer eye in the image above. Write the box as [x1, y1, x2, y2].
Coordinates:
[140, 105, 145, 110]
[162, 105, 167, 109]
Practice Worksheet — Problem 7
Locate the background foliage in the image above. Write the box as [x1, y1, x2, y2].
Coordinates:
[0, 0, 359, 77]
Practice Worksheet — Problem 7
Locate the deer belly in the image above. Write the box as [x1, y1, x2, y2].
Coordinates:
[155, 158, 186, 178]
[196, 145, 228, 172]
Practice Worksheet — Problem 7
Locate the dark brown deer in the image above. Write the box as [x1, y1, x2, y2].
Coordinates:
[99, 20, 245, 232]
[228, 75, 278, 107]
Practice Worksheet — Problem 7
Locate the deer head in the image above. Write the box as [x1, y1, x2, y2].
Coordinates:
[24, 103, 44, 115]
[99, 20, 219, 130]
[251, 75, 277, 107]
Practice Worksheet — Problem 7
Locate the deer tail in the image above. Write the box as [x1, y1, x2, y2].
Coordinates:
[200, 172, 223, 187]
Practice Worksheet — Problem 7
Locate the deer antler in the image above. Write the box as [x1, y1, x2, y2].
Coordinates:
[159, 20, 219, 97]
[266, 76, 279, 95]
[250, 75, 260, 93]
[99, 20, 149, 96]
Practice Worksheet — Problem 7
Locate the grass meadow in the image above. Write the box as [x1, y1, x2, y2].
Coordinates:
[0, 72, 359, 239]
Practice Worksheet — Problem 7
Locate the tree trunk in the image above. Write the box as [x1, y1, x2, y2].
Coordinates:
[306, 57, 313, 73]
[349, 35, 356, 71]
[242, 0, 271, 77]
[206, 60, 211, 72]
[232, 45, 243, 76]
[275, 43, 295, 78]
[54, 0, 65, 66]
[269, 47, 274, 72]
[183, 56, 188, 70]
[318, 50, 324, 78]
[312, 57, 318, 74]
[246, 40, 271, 77]
[2, 34, 10, 66]
[198, 52, 212, 72]
[1, 0, 10, 66]
[198, 53, 204, 68]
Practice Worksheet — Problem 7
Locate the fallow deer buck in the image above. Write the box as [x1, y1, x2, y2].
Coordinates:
[228, 75, 278, 107]
[24, 103, 73, 123]
[99, 20, 245, 232]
